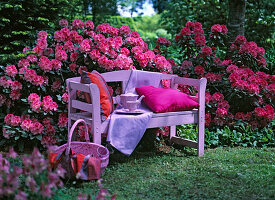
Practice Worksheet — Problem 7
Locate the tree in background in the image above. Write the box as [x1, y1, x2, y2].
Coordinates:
[150, 0, 169, 13]
[227, 0, 246, 43]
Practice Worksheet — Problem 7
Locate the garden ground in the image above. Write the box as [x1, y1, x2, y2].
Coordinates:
[56, 147, 275, 200]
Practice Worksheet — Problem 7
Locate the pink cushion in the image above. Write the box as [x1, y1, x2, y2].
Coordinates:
[136, 86, 199, 113]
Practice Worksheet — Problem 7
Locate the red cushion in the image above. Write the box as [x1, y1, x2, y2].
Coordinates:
[81, 71, 114, 119]
[136, 86, 199, 113]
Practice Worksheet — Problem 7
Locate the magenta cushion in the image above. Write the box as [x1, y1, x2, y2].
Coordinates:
[136, 86, 199, 113]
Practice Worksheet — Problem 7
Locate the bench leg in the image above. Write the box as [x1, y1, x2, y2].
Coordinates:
[197, 123, 205, 157]
[169, 126, 176, 139]
[92, 125, 101, 144]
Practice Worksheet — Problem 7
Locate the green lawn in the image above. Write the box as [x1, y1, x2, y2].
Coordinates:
[56, 147, 275, 200]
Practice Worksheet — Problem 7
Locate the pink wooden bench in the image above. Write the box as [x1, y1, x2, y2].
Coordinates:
[66, 70, 207, 156]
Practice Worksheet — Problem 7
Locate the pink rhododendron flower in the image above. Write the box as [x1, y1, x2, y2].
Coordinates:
[0, 94, 6, 106]
[79, 39, 91, 53]
[10, 90, 21, 100]
[130, 31, 140, 38]
[27, 54, 38, 63]
[32, 75, 44, 86]
[4, 114, 14, 125]
[217, 100, 230, 110]
[10, 115, 21, 126]
[0, 76, 12, 88]
[89, 49, 101, 61]
[84, 20, 94, 29]
[31, 100, 42, 112]
[21, 119, 33, 131]
[119, 25, 131, 36]
[30, 122, 44, 135]
[62, 92, 68, 103]
[51, 59, 62, 70]
[5, 65, 17, 77]
[59, 18, 68, 27]
[70, 51, 79, 62]
[69, 63, 77, 72]
[64, 41, 75, 52]
[72, 18, 84, 29]
[24, 69, 37, 82]
[17, 58, 29, 68]
[55, 50, 67, 61]
[42, 96, 58, 112]
[39, 56, 52, 72]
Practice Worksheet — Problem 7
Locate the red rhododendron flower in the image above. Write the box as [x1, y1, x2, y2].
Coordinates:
[194, 34, 206, 46]
[194, 65, 205, 75]
[204, 72, 222, 82]
[201, 46, 212, 57]
[211, 24, 222, 33]
[234, 35, 247, 46]
[221, 25, 228, 34]
[180, 27, 191, 36]
[205, 113, 211, 126]
[226, 64, 238, 73]
[216, 107, 227, 117]
[211, 92, 224, 103]
[11, 80, 22, 90]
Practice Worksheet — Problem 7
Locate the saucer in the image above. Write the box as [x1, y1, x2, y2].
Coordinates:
[115, 108, 145, 115]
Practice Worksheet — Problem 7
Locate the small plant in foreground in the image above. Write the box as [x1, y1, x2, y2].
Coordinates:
[0, 147, 64, 200]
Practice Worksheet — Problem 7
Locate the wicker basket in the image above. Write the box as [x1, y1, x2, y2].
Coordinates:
[53, 119, 109, 175]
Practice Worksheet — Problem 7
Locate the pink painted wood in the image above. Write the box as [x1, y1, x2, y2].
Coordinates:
[66, 70, 207, 156]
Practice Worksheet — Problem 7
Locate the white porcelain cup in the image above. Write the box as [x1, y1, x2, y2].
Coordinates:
[126, 101, 140, 111]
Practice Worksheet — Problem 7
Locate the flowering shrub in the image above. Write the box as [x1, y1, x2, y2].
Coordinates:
[0, 147, 64, 199]
[0, 18, 173, 150]
[164, 22, 274, 132]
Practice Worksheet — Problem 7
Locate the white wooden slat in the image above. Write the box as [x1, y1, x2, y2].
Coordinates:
[174, 77, 201, 87]
[171, 136, 198, 148]
[71, 100, 93, 112]
[102, 70, 131, 82]
[148, 114, 198, 128]
[151, 110, 198, 118]
[69, 82, 91, 93]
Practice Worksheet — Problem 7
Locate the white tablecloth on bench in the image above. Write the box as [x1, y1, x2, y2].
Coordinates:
[107, 70, 162, 155]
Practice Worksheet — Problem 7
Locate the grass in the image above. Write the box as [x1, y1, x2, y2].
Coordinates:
[56, 147, 275, 200]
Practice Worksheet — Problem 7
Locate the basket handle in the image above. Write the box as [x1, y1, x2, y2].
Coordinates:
[66, 119, 90, 156]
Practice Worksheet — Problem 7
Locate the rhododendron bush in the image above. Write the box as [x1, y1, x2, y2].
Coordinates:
[162, 22, 274, 131]
[0, 18, 172, 150]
